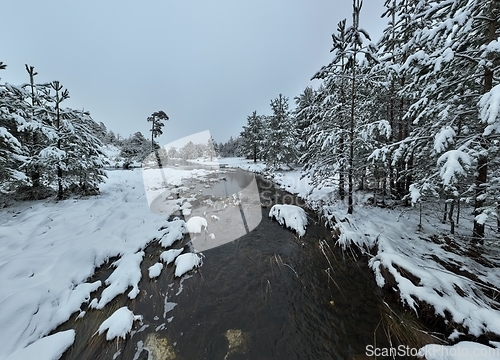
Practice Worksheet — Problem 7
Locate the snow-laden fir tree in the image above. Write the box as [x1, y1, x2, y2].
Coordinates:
[0, 63, 28, 188]
[206, 136, 217, 161]
[239, 110, 263, 163]
[120, 132, 152, 165]
[367, 0, 430, 199]
[294, 86, 316, 159]
[305, 18, 350, 200]
[304, 0, 376, 213]
[60, 109, 107, 193]
[387, 0, 500, 240]
[1, 64, 107, 197]
[262, 94, 298, 170]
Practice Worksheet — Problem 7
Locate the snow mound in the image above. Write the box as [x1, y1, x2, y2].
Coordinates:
[5, 330, 75, 360]
[160, 248, 184, 265]
[186, 216, 208, 233]
[96, 307, 143, 341]
[268, 204, 308, 237]
[148, 262, 163, 279]
[91, 251, 144, 309]
[174, 253, 202, 277]
[159, 219, 187, 248]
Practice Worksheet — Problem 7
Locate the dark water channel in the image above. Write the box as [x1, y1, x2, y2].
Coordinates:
[56, 170, 396, 360]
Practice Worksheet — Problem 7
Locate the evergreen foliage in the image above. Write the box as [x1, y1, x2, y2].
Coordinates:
[0, 63, 107, 197]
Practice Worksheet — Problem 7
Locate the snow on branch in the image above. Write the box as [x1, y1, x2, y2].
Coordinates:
[479, 83, 500, 135]
[433, 126, 455, 153]
[437, 149, 471, 185]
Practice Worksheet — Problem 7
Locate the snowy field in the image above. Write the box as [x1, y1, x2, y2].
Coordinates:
[0, 168, 220, 360]
[218, 157, 500, 359]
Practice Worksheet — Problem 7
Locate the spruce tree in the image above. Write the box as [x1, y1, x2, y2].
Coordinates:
[262, 94, 298, 170]
[240, 111, 263, 163]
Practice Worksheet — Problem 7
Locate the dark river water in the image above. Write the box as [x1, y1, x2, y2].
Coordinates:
[55, 169, 395, 360]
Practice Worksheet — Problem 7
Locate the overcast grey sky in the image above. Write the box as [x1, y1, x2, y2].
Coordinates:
[1, 1, 386, 145]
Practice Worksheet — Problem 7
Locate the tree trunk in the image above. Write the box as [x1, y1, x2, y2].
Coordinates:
[448, 200, 455, 235]
[56, 95, 62, 200]
[348, 62, 355, 215]
[473, 153, 487, 241]
[27, 66, 40, 187]
[497, 203, 500, 233]
[473, 4, 497, 242]
[443, 201, 448, 224]
[339, 59, 346, 201]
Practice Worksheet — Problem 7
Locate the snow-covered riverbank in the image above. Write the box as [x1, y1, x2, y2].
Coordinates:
[215, 156, 500, 359]
[0, 168, 218, 360]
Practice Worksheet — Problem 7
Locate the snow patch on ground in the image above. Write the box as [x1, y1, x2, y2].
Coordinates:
[186, 216, 208, 233]
[91, 251, 144, 309]
[4, 330, 75, 360]
[97, 307, 143, 341]
[160, 248, 184, 265]
[159, 219, 187, 248]
[174, 253, 203, 277]
[148, 262, 164, 279]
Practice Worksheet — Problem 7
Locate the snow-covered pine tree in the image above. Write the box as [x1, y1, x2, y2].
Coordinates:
[60, 108, 107, 194]
[262, 94, 298, 170]
[343, 0, 377, 214]
[369, 0, 429, 199]
[307, 1, 376, 213]
[0, 63, 28, 189]
[206, 136, 217, 161]
[294, 87, 316, 160]
[300, 81, 347, 197]
[147, 110, 168, 151]
[394, 0, 500, 240]
[239, 111, 263, 163]
[120, 132, 151, 165]
[47, 80, 69, 199]
[307, 18, 350, 200]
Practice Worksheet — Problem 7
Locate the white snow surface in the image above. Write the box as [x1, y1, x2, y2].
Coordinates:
[480, 83, 500, 135]
[269, 204, 308, 237]
[0, 169, 199, 359]
[174, 253, 202, 277]
[185, 216, 208, 233]
[158, 219, 187, 248]
[97, 306, 143, 341]
[91, 251, 144, 309]
[4, 330, 75, 360]
[160, 248, 184, 265]
[148, 262, 164, 279]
